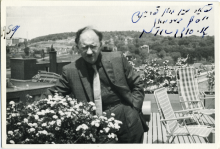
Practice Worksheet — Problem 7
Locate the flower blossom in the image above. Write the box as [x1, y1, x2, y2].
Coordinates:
[9, 140, 15, 144]
[53, 115, 58, 119]
[8, 131, 13, 135]
[103, 127, 110, 133]
[49, 121, 56, 126]
[11, 113, 17, 117]
[56, 119, 62, 126]
[111, 113, 115, 117]
[24, 118, 28, 123]
[76, 124, 89, 131]
[9, 101, 15, 106]
[34, 115, 39, 120]
[42, 123, 47, 127]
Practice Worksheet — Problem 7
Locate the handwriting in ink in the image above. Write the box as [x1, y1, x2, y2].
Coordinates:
[1, 25, 20, 39]
[132, 3, 213, 38]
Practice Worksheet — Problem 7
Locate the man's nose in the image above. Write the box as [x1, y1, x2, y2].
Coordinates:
[86, 47, 93, 55]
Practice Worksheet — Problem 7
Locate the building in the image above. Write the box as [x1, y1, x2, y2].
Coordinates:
[140, 45, 149, 53]
[6, 38, 12, 46]
[12, 38, 19, 44]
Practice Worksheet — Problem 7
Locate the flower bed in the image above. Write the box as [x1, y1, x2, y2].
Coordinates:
[6, 94, 122, 144]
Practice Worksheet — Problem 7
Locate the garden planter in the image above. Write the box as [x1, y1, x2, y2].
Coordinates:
[203, 92, 215, 109]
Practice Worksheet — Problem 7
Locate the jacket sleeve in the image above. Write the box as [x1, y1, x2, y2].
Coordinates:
[43, 66, 72, 97]
[122, 55, 145, 110]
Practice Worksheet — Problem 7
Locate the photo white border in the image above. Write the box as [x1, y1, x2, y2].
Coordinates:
[1, 1, 219, 149]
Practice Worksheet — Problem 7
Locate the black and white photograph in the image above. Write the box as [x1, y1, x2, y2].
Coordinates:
[1, 1, 219, 148]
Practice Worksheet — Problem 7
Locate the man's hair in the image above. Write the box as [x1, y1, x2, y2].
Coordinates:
[75, 26, 103, 45]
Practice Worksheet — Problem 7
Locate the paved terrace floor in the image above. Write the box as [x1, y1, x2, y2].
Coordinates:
[143, 113, 215, 144]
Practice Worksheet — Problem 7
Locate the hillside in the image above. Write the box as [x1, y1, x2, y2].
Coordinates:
[29, 31, 214, 66]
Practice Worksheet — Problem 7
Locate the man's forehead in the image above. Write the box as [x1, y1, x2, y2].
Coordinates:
[79, 29, 99, 41]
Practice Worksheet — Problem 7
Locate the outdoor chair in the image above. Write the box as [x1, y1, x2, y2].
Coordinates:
[154, 87, 214, 143]
[176, 67, 215, 126]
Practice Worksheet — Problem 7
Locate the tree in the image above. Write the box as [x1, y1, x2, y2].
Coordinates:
[158, 50, 166, 59]
[171, 52, 181, 63]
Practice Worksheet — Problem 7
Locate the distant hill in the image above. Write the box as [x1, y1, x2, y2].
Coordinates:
[30, 31, 214, 66]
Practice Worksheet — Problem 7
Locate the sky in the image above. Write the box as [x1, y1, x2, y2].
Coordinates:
[6, 3, 215, 40]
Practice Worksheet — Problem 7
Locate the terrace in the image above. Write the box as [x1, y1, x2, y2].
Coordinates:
[6, 52, 215, 144]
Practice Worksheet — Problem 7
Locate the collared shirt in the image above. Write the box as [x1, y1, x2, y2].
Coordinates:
[84, 53, 120, 107]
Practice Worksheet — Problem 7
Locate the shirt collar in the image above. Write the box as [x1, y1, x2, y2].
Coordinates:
[84, 53, 102, 68]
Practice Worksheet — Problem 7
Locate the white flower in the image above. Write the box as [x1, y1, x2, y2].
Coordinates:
[108, 122, 115, 128]
[88, 102, 95, 106]
[42, 123, 47, 127]
[9, 101, 15, 105]
[100, 130, 103, 133]
[92, 137, 96, 142]
[55, 127, 60, 131]
[104, 127, 110, 133]
[25, 138, 30, 142]
[91, 121, 95, 126]
[114, 123, 120, 130]
[110, 133, 115, 138]
[93, 115, 98, 119]
[53, 115, 58, 119]
[14, 129, 19, 133]
[24, 118, 28, 123]
[102, 112, 107, 116]
[70, 101, 75, 106]
[17, 122, 21, 125]
[89, 133, 93, 138]
[45, 109, 50, 113]
[8, 131, 13, 135]
[33, 123, 38, 128]
[9, 140, 15, 144]
[111, 113, 115, 117]
[95, 122, 100, 127]
[115, 120, 123, 124]
[7, 108, 10, 110]
[36, 133, 39, 137]
[108, 134, 112, 138]
[29, 128, 35, 132]
[56, 119, 62, 126]
[108, 117, 114, 122]
[11, 113, 17, 117]
[50, 110, 55, 113]
[92, 106, 96, 111]
[49, 121, 56, 126]
[78, 102, 83, 106]
[34, 115, 39, 120]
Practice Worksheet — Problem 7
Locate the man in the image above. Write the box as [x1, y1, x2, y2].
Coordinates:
[45, 26, 148, 143]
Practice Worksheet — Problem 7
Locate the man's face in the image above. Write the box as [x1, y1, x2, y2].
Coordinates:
[77, 30, 101, 64]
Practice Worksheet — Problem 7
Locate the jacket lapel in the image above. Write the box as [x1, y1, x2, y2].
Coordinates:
[101, 58, 116, 84]
[77, 60, 93, 102]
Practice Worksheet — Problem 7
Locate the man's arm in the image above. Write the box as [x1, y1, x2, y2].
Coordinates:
[122, 55, 145, 111]
[44, 66, 71, 97]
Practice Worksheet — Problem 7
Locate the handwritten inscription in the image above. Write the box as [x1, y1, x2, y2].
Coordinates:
[1, 25, 20, 39]
[131, 4, 213, 38]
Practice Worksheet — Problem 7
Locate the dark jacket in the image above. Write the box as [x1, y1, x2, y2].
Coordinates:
[46, 51, 148, 131]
